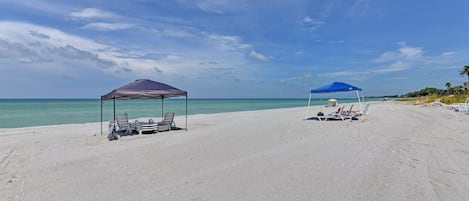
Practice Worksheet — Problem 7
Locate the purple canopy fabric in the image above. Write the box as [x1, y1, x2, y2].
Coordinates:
[101, 79, 187, 100]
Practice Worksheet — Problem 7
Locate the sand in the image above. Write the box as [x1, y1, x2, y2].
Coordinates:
[1, 101, 469, 201]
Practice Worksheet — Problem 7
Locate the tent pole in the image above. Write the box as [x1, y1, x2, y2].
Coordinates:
[161, 98, 164, 119]
[113, 98, 116, 132]
[362, 91, 365, 103]
[307, 93, 312, 117]
[356, 90, 362, 111]
[320, 96, 323, 112]
[100, 99, 103, 135]
[185, 94, 188, 131]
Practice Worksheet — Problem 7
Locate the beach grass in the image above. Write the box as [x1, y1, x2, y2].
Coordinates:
[397, 94, 469, 104]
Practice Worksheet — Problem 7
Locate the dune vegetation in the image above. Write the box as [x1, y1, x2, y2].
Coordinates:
[397, 65, 469, 104]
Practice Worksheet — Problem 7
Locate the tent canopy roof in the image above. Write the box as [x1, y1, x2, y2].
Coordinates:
[101, 79, 187, 100]
[310, 82, 362, 93]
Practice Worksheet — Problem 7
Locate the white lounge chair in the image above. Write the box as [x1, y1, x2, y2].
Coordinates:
[360, 103, 370, 116]
[341, 105, 354, 119]
[455, 98, 469, 112]
[116, 113, 133, 135]
[350, 103, 370, 116]
[107, 120, 119, 140]
[327, 105, 345, 121]
[158, 112, 175, 132]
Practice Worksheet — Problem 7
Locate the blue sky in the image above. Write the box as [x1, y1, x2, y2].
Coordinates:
[0, 0, 468, 98]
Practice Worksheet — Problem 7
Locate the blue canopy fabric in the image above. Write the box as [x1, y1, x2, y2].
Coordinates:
[310, 82, 362, 93]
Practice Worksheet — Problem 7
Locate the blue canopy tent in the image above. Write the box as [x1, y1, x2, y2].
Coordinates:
[307, 82, 363, 112]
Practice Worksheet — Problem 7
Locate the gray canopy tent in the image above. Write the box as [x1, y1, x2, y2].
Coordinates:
[100, 79, 188, 134]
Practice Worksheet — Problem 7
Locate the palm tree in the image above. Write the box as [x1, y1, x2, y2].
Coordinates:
[459, 65, 469, 82]
[453, 86, 464, 95]
[445, 82, 452, 94]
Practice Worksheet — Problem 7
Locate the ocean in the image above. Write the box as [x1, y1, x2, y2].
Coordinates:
[0, 98, 374, 128]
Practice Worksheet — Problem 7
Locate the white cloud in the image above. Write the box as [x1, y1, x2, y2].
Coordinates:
[348, 0, 370, 16]
[442, 51, 456, 56]
[0, 21, 269, 83]
[0, 21, 162, 75]
[70, 8, 119, 20]
[431, 65, 460, 70]
[196, 0, 232, 14]
[153, 29, 197, 38]
[5, 0, 70, 16]
[0, 21, 108, 53]
[177, 0, 249, 14]
[374, 41, 423, 63]
[373, 51, 398, 63]
[249, 50, 270, 62]
[0, 21, 120, 72]
[81, 22, 134, 31]
[280, 72, 313, 83]
[319, 61, 408, 77]
[208, 34, 251, 51]
[373, 61, 408, 73]
[301, 16, 324, 31]
[398, 42, 423, 58]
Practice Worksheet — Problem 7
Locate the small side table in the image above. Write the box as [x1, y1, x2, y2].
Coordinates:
[136, 121, 158, 134]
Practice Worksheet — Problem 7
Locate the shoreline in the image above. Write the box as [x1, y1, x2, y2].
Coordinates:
[0, 98, 378, 129]
[0, 105, 311, 131]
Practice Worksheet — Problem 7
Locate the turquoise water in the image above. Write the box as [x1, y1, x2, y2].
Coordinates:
[0, 98, 373, 128]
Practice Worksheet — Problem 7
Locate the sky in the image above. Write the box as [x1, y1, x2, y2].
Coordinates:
[0, 0, 468, 98]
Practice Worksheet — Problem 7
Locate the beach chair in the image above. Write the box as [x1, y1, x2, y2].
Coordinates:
[362, 103, 370, 116]
[157, 112, 175, 132]
[454, 98, 469, 112]
[351, 103, 370, 116]
[107, 120, 119, 140]
[456, 106, 469, 113]
[315, 111, 326, 121]
[446, 98, 468, 112]
[116, 113, 132, 135]
[341, 105, 354, 119]
[327, 105, 345, 121]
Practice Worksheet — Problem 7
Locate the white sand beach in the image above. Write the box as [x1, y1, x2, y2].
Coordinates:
[1, 101, 469, 201]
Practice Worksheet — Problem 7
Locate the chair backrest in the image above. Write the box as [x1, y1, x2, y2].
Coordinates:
[336, 105, 345, 114]
[342, 105, 353, 115]
[116, 113, 129, 128]
[363, 104, 370, 115]
[162, 112, 174, 124]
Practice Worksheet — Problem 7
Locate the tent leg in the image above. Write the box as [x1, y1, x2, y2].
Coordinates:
[356, 90, 362, 111]
[307, 93, 312, 117]
[113, 98, 116, 132]
[100, 99, 103, 135]
[320, 96, 323, 112]
[185, 94, 188, 131]
[362, 91, 365, 103]
[161, 98, 164, 119]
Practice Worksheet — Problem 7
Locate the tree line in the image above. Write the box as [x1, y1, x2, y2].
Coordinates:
[402, 65, 469, 97]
